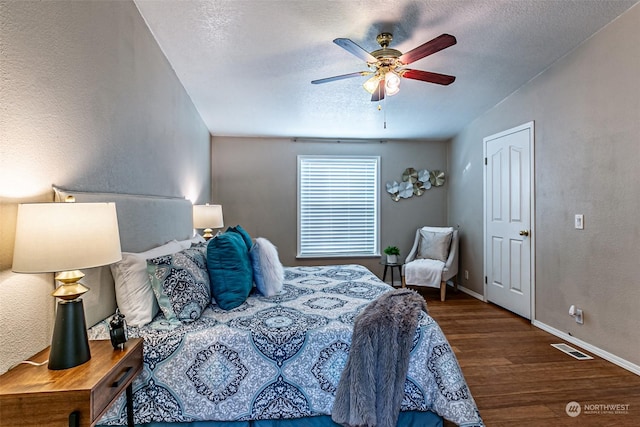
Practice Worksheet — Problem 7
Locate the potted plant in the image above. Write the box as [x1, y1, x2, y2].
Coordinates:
[384, 246, 400, 264]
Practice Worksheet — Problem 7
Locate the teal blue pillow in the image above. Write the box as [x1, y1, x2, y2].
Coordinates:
[226, 225, 253, 250]
[207, 231, 253, 310]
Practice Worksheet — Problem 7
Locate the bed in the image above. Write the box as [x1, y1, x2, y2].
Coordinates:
[55, 188, 484, 427]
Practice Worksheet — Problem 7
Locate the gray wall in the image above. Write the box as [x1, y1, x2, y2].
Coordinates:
[0, 1, 210, 373]
[211, 137, 450, 275]
[449, 4, 640, 365]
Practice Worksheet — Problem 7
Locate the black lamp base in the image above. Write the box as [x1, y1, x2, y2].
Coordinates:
[48, 299, 91, 370]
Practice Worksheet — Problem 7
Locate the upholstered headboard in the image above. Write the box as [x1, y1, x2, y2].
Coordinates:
[53, 187, 194, 326]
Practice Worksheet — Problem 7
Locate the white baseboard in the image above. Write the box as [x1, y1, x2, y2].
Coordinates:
[445, 282, 639, 376]
[454, 283, 485, 301]
[532, 320, 640, 376]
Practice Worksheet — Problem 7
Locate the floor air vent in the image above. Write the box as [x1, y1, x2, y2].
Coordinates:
[551, 343, 593, 360]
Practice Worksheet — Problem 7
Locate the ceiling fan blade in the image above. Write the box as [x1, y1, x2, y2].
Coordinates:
[334, 38, 377, 63]
[398, 34, 457, 65]
[371, 79, 385, 102]
[311, 71, 372, 85]
[401, 69, 456, 85]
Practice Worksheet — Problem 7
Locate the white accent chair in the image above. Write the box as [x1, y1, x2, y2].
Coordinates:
[401, 227, 459, 301]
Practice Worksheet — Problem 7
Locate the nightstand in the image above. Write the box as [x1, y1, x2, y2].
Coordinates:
[379, 260, 402, 286]
[0, 338, 143, 427]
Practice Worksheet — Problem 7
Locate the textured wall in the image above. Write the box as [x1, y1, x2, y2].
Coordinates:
[211, 137, 450, 275]
[0, 1, 210, 373]
[448, 4, 640, 365]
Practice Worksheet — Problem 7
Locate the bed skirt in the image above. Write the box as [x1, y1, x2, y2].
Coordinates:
[128, 410, 442, 427]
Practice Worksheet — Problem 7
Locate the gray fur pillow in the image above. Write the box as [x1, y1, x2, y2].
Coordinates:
[249, 237, 284, 297]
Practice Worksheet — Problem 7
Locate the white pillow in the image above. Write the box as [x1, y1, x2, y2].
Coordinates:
[110, 240, 183, 326]
[421, 226, 454, 233]
[249, 237, 284, 297]
[177, 233, 206, 250]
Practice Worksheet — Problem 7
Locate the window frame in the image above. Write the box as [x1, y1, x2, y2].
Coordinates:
[297, 155, 380, 259]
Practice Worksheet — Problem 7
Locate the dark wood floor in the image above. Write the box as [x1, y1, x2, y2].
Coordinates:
[412, 287, 640, 427]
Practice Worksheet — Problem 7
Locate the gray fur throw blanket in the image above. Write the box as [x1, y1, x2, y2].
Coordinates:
[331, 288, 428, 427]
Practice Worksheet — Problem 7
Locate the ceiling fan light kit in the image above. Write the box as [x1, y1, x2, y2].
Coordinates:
[312, 32, 456, 102]
[385, 70, 401, 96]
[363, 74, 380, 94]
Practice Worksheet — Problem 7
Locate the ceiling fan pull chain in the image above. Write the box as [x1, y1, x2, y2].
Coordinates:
[383, 94, 387, 129]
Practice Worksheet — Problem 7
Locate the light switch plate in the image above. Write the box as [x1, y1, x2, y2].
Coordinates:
[575, 214, 584, 229]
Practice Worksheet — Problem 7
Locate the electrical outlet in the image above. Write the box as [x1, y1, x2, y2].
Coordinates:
[464, 270, 469, 280]
[575, 214, 584, 229]
[569, 305, 584, 324]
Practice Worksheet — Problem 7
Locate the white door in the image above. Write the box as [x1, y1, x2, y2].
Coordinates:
[484, 122, 534, 319]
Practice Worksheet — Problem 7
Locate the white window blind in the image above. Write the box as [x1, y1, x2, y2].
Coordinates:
[298, 156, 379, 257]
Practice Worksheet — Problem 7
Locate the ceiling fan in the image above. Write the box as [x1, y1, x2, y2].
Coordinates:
[312, 32, 456, 102]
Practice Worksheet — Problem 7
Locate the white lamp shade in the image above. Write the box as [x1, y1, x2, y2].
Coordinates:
[363, 75, 381, 94]
[193, 204, 224, 229]
[12, 202, 122, 273]
[385, 71, 400, 96]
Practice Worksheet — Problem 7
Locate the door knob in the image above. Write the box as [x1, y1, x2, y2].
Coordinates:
[519, 230, 529, 236]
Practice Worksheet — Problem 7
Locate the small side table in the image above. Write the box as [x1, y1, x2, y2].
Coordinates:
[0, 338, 143, 427]
[380, 261, 402, 286]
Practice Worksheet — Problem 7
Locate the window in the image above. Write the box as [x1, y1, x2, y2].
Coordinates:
[298, 156, 379, 257]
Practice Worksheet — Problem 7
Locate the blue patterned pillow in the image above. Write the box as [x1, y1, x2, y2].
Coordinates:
[147, 247, 211, 323]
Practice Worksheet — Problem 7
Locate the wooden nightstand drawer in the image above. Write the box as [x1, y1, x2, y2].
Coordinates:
[0, 339, 143, 427]
[92, 340, 143, 423]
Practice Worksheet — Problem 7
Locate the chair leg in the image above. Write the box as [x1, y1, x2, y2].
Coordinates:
[440, 281, 446, 301]
[401, 275, 406, 288]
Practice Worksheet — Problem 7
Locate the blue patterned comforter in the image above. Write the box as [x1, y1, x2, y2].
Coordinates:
[89, 265, 483, 426]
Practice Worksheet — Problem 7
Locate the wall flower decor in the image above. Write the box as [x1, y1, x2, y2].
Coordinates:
[398, 181, 413, 198]
[418, 169, 430, 183]
[386, 181, 399, 194]
[385, 181, 400, 201]
[429, 170, 446, 187]
[402, 167, 418, 183]
[385, 167, 445, 202]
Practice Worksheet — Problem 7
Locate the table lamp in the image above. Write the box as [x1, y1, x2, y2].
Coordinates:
[12, 199, 122, 370]
[193, 204, 224, 240]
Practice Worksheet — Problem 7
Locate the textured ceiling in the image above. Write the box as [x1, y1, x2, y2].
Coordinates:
[134, 0, 638, 140]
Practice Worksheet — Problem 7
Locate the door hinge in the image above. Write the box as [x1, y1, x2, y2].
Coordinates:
[485, 276, 488, 284]
[484, 157, 487, 165]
